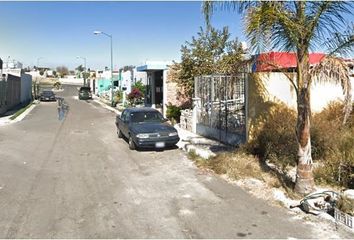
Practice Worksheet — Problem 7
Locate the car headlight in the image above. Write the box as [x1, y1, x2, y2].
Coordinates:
[136, 133, 150, 139]
[169, 132, 178, 137]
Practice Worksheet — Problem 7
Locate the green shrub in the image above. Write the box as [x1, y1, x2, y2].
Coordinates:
[114, 90, 123, 104]
[132, 80, 146, 94]
[166, 103, 181, 123]
[246, 103, 298, 169]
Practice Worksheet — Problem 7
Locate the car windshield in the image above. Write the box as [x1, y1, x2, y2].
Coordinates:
[130, 111, 164, 123]
[42, 91, 54, 96]
[80, 87, 90, 92]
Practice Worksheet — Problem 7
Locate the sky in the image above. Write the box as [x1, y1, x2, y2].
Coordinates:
[0, 1, 353, 71]
[0, 1, 244, 70]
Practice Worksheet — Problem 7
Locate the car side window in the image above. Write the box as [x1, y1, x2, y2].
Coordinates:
[121, 110, 127, 121]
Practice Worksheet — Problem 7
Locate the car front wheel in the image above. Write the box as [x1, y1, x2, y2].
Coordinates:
[117, 129, 123, 138]
[128, 135, 136, 150]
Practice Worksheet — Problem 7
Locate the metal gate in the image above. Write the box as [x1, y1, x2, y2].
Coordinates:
[194, 74, 247, 145]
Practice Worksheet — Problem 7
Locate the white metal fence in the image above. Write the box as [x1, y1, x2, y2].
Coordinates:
[194, 74, 247, 145]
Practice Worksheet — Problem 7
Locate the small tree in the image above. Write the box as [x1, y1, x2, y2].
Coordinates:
[82, 72, 90, 79]
[56, 66, 69, 78]
[171, 26, 245, 99]
[75, 64, 84, 78]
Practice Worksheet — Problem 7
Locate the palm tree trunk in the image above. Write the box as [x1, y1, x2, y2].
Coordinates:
[294, 88, 315, 194]
[294, 49, 315, 194]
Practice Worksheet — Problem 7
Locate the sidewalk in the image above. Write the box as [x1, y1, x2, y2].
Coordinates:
[92, 95, 122, 115]
[0, 101, 38, 126]
[175, 124, 233, 159]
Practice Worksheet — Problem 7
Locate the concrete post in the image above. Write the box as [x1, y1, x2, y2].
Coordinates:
[162, 70, 168, 117]
[151, 72, 156, 108]
[192, 97, 201, 134]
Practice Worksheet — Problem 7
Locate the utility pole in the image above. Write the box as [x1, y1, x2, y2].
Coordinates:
[94, 30, 115, 106]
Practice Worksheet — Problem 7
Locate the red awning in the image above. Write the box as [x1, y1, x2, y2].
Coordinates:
[253, 52, 326, 72]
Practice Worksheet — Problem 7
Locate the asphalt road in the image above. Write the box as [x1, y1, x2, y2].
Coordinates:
[0, 85, 343, 238]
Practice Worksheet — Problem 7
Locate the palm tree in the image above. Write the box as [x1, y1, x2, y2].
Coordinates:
[203, 1, 354, 194]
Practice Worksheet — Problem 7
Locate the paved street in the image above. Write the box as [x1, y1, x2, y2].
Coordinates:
[0, 85, 332, 238]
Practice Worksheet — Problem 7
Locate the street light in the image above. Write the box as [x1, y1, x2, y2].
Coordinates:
[76, 56, 87, 86]
[94, 30, 114, 106]
[37, 57, 43, 70]
[35, 57, 43, 100]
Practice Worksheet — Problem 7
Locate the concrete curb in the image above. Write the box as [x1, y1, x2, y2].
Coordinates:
[174, 125, 216, 159]
[92, 97, 122, 115]
[0, 102, 38, 126]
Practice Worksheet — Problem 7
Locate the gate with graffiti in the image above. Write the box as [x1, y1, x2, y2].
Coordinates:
[194, 74, 247, 145]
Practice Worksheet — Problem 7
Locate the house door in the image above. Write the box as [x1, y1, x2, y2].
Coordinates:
[154, 71, 163, 105]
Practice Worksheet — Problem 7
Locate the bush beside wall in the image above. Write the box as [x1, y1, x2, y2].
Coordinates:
[246, 100, 354, 189]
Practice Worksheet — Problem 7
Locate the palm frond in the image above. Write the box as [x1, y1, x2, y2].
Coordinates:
[310, 56, 352, 124]
[202, 0, 253, 27]
[306, 1, 353, 50]
[245, 2, 300, 53]
[326, 25, 354, 58]
[202, 0, 214, 28]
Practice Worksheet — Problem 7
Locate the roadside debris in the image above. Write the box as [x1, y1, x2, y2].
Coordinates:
[290, 190, 354, 232]
[290, 190, 338, 215]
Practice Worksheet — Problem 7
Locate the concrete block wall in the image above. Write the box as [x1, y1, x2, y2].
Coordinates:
[0, 74, 21, 116]
[20, 74, 32, 104]
[6, 74, 21, 110]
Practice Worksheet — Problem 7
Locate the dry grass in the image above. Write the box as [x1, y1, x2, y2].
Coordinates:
[207, 151, 265, 180]
[246, 102, 298, 169]
[312, 102, 354, 189]
[337, 195, 354, 216]
[188, 149, 302, 199]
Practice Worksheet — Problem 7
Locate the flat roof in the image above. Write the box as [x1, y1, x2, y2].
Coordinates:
[136, 61, 173, 72]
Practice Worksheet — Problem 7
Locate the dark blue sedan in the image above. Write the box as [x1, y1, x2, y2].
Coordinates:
[115, 107, 180, 150]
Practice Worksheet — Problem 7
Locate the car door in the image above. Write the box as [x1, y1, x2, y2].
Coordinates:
[120, 110, 130, 137]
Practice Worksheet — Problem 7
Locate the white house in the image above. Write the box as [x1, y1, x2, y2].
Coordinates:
[136, 61, 174, 117]
[2, 59, 23, 69]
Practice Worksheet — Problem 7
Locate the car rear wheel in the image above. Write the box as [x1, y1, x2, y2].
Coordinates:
[117, 129, 123, 138]
[128, 136, 136, 150]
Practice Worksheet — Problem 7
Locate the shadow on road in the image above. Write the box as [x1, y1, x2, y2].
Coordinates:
[57, 97, 69, 121]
